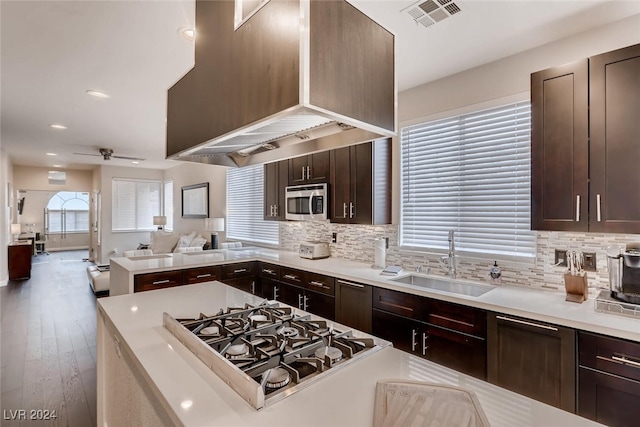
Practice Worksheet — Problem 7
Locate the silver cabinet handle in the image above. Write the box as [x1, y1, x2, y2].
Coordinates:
[270, 205, 275, 217]
[304, 294, 309, 311]
[196, 273, 212, 279]
[611, 355, 640, 369]
[337, 279, 364, 288]
[251, 281, 255, 294]
[309, 280, 330, 289]
[343, 202, 347, 218]
[349, 202, 354, 218]
[301, 166, 305, 181]
[234, 268, 247, 274]
[576, 195, 581, 222]
[263, 269, 275, 275]
[422, 333, 428, 356]
[274, 205, 278, 216]
[273, 286, 279, 300]
[298, 294, 304, 309]
[283, 274, 298, 281]
[152, 279, 171, 285]
[597, 194, 602, 222]
[411, 329, 417, 352]
[496, 315, 558, 331]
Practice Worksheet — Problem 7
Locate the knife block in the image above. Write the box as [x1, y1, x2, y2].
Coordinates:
[564, 272, 588, 303]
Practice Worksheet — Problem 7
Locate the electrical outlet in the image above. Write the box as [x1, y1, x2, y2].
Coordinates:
[332, 232, 337, 243]
[583, 252, 597, 271]
[554, 249, 567, 267]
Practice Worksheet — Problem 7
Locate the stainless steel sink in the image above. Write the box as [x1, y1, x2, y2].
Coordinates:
[390, 274, 495, 297]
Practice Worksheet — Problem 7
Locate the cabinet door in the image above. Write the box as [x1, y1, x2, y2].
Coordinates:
[578, 367, 640, 427]
[425, 325, 486, 380]
[372, 309, 425, 355]
[279, 282, 303, 309]
[308, 151, 330, 183]
[134, 271, 183, 292]
[330, 146, 351, 223]
[351, 142, 373, 224]
[531, 59, 588, 231]
[223, 277, 261, 296]
[261, 277, 281, 301]
[264, 161, 279, 220]
[305, 289, 335, 321]
[590, 43, 640, 233]
[289, 156, 309, 185]
[8, 244, 31, 280]
[487, 313, 576, 412]
[336, 279, 372, 333]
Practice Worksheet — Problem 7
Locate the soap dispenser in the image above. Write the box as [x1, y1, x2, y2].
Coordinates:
[489, 261, 502, 285]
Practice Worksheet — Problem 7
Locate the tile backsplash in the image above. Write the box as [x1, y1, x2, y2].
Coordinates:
[280, 221, 640, 294]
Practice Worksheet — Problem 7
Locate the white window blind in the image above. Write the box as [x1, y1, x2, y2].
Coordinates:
[226, 165, 279, 246]
[401, 101, 535, 260]
[112, 179, 161, 231]
[164, 180, 174, 231]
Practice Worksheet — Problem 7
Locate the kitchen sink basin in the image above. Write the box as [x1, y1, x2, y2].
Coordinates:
[390, 274, 495, 297]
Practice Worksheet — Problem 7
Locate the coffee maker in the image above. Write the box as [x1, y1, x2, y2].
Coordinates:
[606, 243, 640, 304]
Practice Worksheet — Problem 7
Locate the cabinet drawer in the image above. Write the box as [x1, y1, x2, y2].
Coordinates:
[280, 267, 304, 286]
[426, 299, 486, 337]
[259, 263, 281, 280]
[426, 325, 487, 380]
[183, 266, 222, 284]
[221, 262, 255, 279]
[579, 331, 640, 382]
[373, 287, 423, 319]
[305, 272, 335, 296]
[134, 270, 183, 292]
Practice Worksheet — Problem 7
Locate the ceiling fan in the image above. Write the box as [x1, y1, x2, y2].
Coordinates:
[73, 148, 145, 161]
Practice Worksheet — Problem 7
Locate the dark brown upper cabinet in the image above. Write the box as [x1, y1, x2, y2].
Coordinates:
[589, 44, 640, 233]
[288, 151, 330, 185]
[264, 160, 289, 221]
[531, 59, 589, 231]
[531, 43, 640, 233]
[329, 139, 391, 225]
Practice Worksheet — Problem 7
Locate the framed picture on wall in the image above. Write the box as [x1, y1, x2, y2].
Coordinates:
[181, 182, 209, 218]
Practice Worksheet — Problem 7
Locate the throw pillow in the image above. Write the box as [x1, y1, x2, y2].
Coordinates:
[190, 234, 207, 248]
[149, 231, 181, 254]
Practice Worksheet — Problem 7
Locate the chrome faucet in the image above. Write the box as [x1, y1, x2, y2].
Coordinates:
[439, 230, 456, 278]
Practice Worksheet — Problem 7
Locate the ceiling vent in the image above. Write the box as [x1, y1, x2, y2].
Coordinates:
[403, 0, 462, 29]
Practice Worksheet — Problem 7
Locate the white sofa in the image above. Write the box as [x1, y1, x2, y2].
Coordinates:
[87, 265, 109, 294]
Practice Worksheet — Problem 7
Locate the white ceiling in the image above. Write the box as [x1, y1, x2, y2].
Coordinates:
[2, 0, 639, 171]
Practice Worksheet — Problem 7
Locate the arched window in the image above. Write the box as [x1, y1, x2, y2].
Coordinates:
[46, 191, 90, 233]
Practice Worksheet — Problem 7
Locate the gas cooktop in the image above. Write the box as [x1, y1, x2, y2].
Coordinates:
[163, 301, 390, 409]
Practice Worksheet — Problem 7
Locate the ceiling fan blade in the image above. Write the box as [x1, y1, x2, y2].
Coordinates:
[73, 152, 101, 157]
[112, 155, 146, 161]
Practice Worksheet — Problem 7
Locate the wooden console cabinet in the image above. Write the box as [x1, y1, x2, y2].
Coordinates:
[8, 243, 32, 280]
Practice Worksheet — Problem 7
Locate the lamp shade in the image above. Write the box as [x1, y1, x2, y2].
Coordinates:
[11, 223, 21, 235]
[153, 216, 167, 226]
[205, 217, 225, 232]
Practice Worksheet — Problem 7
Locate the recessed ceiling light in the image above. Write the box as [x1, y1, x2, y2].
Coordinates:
[50, 124, 67, 129]
[181, 400, 193, 409]
[52, 164, 63, 168]
[179, 27, 195, 41]
[131, 161, 140, 165]
[86, 89, 110, 99]
[46, 152, 57, 156]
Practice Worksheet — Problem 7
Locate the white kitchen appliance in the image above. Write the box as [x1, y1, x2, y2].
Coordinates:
[299, 241, 330, 260]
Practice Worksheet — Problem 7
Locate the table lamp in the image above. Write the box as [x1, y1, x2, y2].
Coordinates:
[153, 216, 167, 230]
[205, 218, 224, 249]
[11, 223, 21, 242]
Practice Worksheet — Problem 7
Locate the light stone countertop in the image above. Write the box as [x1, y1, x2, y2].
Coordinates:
[97, 282, 604, 427]
[110, 247, 640, 343]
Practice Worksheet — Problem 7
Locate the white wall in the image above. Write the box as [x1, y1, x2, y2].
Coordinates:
[163, 162, 228, 244]
[0, 148, 14, 286]
[97, 165, 164, 264]
[13, 166, 93, 192]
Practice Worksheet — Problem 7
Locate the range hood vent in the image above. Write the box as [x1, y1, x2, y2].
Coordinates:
[167, 0, 396, 167]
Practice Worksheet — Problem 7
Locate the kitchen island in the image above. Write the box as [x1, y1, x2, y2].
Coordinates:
[97, 282, 603, 427]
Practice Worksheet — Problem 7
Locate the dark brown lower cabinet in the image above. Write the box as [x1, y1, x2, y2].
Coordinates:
[336, 279, 372, 333]
[274, 280, 335, 320]
[134, 270, 183, 293]
[222, 277, 261, 296]
[487, 312, 576, 412]
[426, 325, 486, 380]
[578, 331, 640, 426]
[8, 243, 32, 280]
[372, 309, 425, 355]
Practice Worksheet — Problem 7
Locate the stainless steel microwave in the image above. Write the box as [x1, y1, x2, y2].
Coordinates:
[285, 183, 327, 221]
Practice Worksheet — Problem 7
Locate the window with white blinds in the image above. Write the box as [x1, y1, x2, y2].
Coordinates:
[400, 101, 535, 260]
[112, 178, 162, 231]
[164, 180, 174, 231]
[226, 165, 279, 246]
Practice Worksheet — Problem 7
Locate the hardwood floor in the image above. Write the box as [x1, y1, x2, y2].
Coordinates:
[1, 250, 97, 427]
